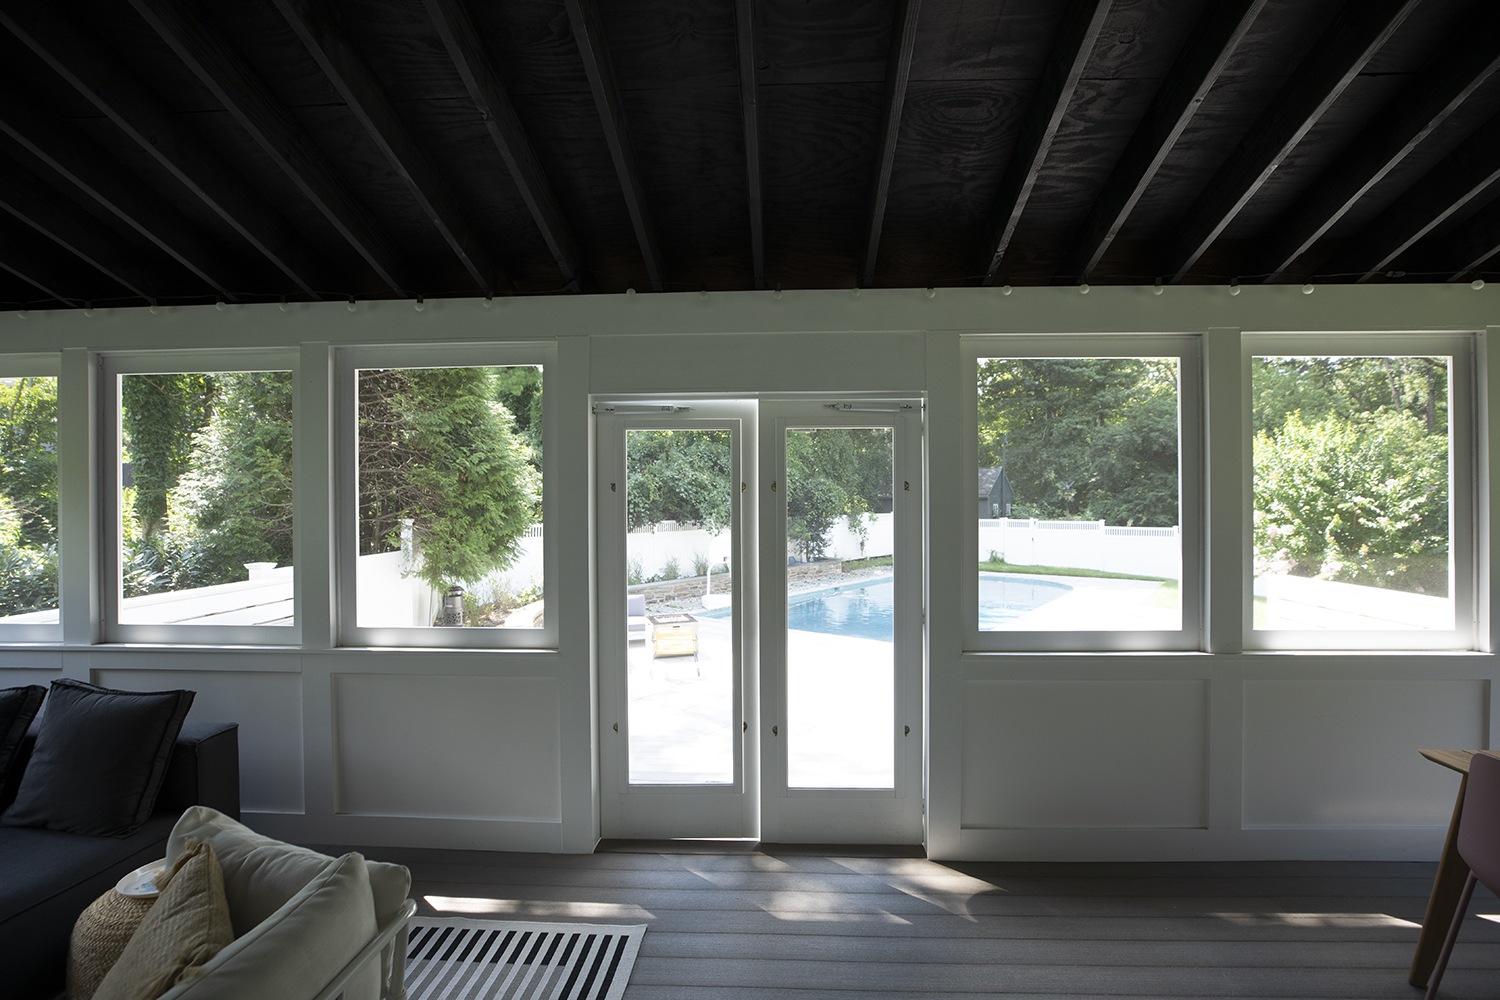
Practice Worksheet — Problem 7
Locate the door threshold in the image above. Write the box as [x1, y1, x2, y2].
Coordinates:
[596, 838, 926, 857]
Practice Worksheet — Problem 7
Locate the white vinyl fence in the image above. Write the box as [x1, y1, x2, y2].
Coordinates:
[626, 513, 896, 580]
[979, 518, 1180, 580]
[357, 525, 544, 627]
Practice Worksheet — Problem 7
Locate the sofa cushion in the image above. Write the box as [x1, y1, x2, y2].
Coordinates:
[157, 851, 379, 1000]
[0, 818, 176, 1000]
[0, 684, 44, 788]
[2, 679, 194, 836]
[94, 841, 233, 1000]
[0, 817, 176, 925]
[167, 806, 410, 935]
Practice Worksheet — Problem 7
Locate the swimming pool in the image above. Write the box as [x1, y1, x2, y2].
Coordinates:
[978, 573, 1073, 629]
[700, 573, 1073, 639]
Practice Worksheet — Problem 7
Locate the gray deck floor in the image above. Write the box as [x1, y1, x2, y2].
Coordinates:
[320, 841, 1500, 999]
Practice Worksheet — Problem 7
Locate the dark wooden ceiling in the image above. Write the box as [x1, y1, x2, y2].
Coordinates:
[2, 0, 1499, 308]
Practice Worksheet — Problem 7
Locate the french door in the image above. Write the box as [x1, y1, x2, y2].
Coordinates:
[597, 398, 923, 844]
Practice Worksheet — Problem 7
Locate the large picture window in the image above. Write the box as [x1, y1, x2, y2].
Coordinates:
[0, 365, 59, 639]
[339, 345, 552, 649]
[964, 336, 1202, 651]
[1245, 336, 1473, 650]
[102, 352, 297, 643]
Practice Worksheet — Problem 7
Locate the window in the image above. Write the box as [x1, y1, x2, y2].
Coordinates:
[1245, 335, 1474, 650]
[0, 362, 59, 640]
[102, 352, 297, 643]
[339, 345, 553, 649]
[964, 336, 1203, 651]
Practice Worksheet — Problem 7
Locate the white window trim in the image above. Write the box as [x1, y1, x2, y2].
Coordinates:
[961, 334, 1205, 652]
[335, 342, 557, 650]
[1242, 332, 1477, 651]
[0, 354, 62, 642]
[100, 349, 300, 645]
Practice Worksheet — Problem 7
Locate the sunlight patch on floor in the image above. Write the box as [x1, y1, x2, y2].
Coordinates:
[424, 896, 655, 921]
[1212, 912, 1420, 928]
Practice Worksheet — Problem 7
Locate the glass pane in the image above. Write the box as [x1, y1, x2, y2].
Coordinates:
[976, 358, 1182, 631]
[785, 426, 894, 789]
[0, 376, 58, 624]
[1252, 356, 1452, 631]
[355, 365, 543, 629]
[119, 372, 293, 626]
[625, 429, 734, 784]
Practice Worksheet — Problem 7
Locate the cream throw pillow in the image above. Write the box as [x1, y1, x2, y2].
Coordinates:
[166, 806, 410, 934]
[93, 841, 233, 1000]
[155, 851, 378, 1000]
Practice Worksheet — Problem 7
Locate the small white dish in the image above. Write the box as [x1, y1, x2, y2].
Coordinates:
[116, 859, 168, 898]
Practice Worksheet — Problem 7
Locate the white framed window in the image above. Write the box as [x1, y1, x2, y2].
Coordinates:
[336, 343, 555, 649]
[101, 350, 299, 644]
[962, 335, 1203, 652]
[1244, 333, 1475, 651]
[0, 355, 60, 642]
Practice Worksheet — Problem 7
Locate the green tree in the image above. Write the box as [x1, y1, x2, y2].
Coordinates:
[122, 373, 216, 538]
[626, 430, 732, 534]
[1254, 411, 1448, 594]
[977, 358, 1179, 525]
[169, 372, 294, 583]
[0, 376, 58, 548]
[358, 367, 541, 589]
[785, 428, 892, 560]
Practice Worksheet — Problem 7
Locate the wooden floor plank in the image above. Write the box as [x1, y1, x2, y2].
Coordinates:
[316, 844, 1500, 998]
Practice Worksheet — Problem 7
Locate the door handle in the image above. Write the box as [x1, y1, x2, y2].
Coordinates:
[772, 725, 778, 737]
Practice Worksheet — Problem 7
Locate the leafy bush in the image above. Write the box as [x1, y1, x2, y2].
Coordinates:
[660, 556, 680, 581]
[1254, 411, 1448, 594]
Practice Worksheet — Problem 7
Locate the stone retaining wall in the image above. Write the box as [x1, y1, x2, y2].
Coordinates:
[628, 560, 844, 603]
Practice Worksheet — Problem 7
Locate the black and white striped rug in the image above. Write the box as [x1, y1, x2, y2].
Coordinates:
[404, 917, 646, 1000]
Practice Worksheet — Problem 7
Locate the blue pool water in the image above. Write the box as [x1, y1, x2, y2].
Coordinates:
[788, 579, 896, 642]
[978, 573, 1073, 629]
[699, 573, 1072, 639]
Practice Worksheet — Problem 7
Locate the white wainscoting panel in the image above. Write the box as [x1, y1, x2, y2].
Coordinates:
[961, 679, 1209, 829]
[1242, 679, 1487, 828]
[333, 673, 562, 822]
[94, 668, 305, 814]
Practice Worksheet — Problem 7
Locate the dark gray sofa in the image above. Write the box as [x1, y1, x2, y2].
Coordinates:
[0, 721, 240, 1000]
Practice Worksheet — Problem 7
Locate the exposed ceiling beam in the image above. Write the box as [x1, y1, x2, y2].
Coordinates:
[1398, 194, 1500, 282]
[272, 0, 509, 295]
[428, 0, 586, 293]
[561, 0, 656, 292]
[980, 0, 1113, 285]
[861, 0, 921, 289]
[0, 83, 239, 300]
[1159, 0, 1424, 283]
[0, 217, 89, 306]
[1257, 7, 1500, 281]
[0, 156, 158, 302]
[1329, 115, 1500, 282]
[127, 0, 409, 295]
[1055, 0, 1267, 283]
[0, 0, 336, 299]
[735, 0, 765, 290]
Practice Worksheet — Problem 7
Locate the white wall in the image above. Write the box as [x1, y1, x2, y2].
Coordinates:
[0, 283, 1496, 860]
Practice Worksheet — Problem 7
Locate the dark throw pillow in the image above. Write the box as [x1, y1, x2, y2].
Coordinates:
[1, 679, 194, 836]
[0, 684, 46, 786]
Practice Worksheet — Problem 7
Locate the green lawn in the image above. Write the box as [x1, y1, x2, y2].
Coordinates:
[978, 558, 1175, 584]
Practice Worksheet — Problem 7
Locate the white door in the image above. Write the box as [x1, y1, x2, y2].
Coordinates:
[597, 398, 923, 844]
[596, 401, 757, 838]
[757, 401, 925, 844]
